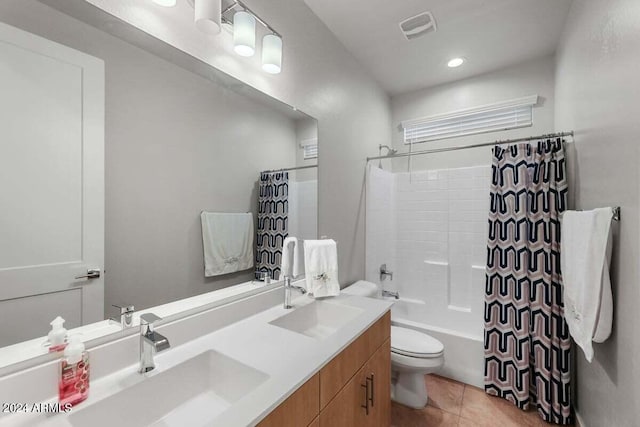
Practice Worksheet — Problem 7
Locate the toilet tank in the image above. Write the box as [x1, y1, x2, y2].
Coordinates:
[343, 280, 379, 298]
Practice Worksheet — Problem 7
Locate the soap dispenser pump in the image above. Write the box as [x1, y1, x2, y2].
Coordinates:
[48, 316, 67, 352]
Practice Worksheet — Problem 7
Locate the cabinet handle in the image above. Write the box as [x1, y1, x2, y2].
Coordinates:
[367, 373, 375, 408]
[360, 382, 369, 415]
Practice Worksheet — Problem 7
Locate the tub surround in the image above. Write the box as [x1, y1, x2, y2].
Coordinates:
[0, 289, 392, 426]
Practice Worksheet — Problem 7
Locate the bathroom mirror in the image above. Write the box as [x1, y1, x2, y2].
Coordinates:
[0, 0, 318, 370]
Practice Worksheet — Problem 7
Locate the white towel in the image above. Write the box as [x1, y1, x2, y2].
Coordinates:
[281, 237, 305, 279]
[201, 212, 254, 277]
[561, 208, 614, 362]
[303, 239, 340, 297]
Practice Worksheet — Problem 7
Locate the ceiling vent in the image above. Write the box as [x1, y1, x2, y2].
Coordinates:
[399, 12, 437, 41]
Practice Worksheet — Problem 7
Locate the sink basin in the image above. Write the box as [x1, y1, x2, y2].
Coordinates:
[69, 350, 268, 427]
[269, 300, 364, 339]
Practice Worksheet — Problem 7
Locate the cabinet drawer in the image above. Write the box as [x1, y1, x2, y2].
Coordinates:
[319, 311, 390, 409]
[257, 374, 319, 427]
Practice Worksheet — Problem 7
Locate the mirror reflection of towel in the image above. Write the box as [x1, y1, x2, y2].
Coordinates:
[201, 212, 254, 277]
[281, 237, 305, 279]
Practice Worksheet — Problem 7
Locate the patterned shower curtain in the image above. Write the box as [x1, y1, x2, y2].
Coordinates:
[255, 171, 288, 280]
[484, 139, 571, 424]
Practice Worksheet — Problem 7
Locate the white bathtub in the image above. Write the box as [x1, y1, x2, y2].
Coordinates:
[388, 297, 485, 388]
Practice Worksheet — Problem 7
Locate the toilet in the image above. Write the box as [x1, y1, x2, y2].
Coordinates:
[343, 281, 445, 408]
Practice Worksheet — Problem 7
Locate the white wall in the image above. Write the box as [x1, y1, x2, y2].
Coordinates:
[555, 1, 640, 426]
[390, 55, 556, 171]
[0, 0, 302, 314]
[288, 181, 318, 241]
[77, 0, 392, 285]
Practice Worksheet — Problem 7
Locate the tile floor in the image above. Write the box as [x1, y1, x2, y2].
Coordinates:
[391, 374, 574, 427]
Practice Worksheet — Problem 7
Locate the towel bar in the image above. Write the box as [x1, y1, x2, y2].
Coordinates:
[560, 207, 620, 221]
[612, 207, 621, 221]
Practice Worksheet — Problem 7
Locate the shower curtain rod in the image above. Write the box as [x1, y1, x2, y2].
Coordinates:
[366, 131, 574, 162]
[263, 164, 317, 173]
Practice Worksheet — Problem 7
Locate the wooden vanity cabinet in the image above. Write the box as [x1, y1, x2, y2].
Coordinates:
[258, 311, 391, 427]
[257, 374, 319, 427]
[319, 339, 390, 427]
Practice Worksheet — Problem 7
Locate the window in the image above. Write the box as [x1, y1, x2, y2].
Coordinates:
[402, 95, 538, 144]
[300, 138, 318, 160]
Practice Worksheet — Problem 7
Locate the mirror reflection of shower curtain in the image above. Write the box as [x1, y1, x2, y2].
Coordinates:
[256, 171, 289, 280]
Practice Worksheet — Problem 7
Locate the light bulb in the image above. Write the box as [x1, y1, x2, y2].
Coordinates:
[152, 0, 176, 7]
[233, 11, 256, 57]
[194, 0, 221, 34]
[262, 34, 282, 74]
[447, 57, 465, 68]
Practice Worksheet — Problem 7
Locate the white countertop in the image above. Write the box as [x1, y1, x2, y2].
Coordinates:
[1, 293, 392, 427]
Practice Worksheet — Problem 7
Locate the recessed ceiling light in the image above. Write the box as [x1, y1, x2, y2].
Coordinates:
[447, 57, 465, 68]
[152, 0, 177, 7]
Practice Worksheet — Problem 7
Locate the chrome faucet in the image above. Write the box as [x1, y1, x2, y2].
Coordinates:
[110, 304, 135, 329]
[380, 264, 394, 281]
[382, 289, 400, 299]
[139, 313, 170, 373]
[283, 276, 307, 309]
[257, 271, 271, 284]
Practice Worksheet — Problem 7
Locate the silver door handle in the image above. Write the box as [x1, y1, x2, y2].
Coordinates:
[75, 268, 101, 279]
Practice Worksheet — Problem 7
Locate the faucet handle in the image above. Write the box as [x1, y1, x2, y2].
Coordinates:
[379, 263, 393, 281]
[113, 304, 135, 314]
[111, 304, 135, 328]
[140, 313, 162, 325]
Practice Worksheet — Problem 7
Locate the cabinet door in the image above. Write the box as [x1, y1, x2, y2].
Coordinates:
[363, 339, 391, 426]
[319, 366, 369, 427]
[320, 312, 390, 408]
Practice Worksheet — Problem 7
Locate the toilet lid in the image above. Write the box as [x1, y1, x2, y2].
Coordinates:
[391, 326, 444, 358]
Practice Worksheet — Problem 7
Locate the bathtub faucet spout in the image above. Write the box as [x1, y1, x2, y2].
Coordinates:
[382, 289, 399, 299]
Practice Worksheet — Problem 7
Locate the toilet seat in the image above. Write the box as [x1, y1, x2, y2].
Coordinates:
[391, 350, 444, 370]
[391, 326, 444, 359]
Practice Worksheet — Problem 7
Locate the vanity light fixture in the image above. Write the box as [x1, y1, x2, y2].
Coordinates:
[223, 1, 284, 73]
[152, 0, 177, 7]
[447, 57, 465, 68]
[183, 0, 284, 73]
[192, 0, 222, 34]
[262, 34, 282, 74]
[233, 11, 256, 56]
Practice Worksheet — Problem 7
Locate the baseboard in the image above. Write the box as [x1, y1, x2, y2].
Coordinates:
[575, 410, 586, 427]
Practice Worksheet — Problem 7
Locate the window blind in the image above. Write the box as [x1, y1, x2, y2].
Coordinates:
[300, 138, 318, 160]
[402, 95, 538, 144]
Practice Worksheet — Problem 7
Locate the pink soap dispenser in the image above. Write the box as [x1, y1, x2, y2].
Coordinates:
[58, 336, 90, 407]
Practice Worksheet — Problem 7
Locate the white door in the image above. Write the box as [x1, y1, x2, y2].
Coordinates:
[0, 23, 104, 347]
